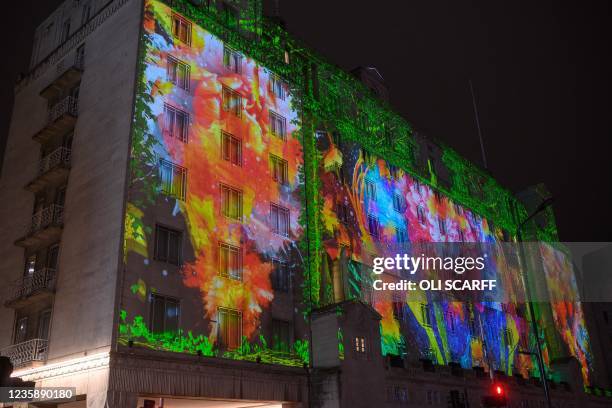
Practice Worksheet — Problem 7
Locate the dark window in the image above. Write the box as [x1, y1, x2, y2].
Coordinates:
[222, 86, 242, 117]
[14, 317, 28, 344]
[167, 56, 190, 90]
[223, 45, 242, 73]
[271, 259, 289, 292]
[458, 229, 465, 242]
[603, 311, 609, 324]
[269, 74, 285, 100]
[270, 154, 288, 184]
[159, 159, 187, 200]
[154, 225, 182, 265]
[337, 202, 350, 224]
[47, 244, 60, 270]
[172, 13, 191, 45]
[61, 19, 71, 42]
[421, 303, 432, 326]
[365, 181, 376, 201]
[393, 193, 405, 212]
[218, 308, 241, 350]
[219, 242, 242, 280]
[396, 227, 408, 244]
[438, 216, 446, 235]
[271, 319, 292, 352]
[81, 3, 92, 25]
[270, 203, 290, 237]
[163, 104, 189, 142]
[367, 215, 379, 238]
[38, 310, 52, 340]
[222, 131, 242, 166]
[269, 111, 287, 139]
[220, 184, 242, 220]
[150, 294, 180, 334]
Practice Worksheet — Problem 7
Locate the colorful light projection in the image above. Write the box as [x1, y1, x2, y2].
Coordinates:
[316, 133, 536, 376]
[122, 0, 307, 366]
[540, 243, 593, 384]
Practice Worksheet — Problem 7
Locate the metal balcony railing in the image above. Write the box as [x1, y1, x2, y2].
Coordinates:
[38, 147, 71, 175]
[48, 96, 78, 124]
[6, 268, 56, 305]
[0, 339, 48, 367]
[30, 205, 64, 235]
[56, 48, 85, 75]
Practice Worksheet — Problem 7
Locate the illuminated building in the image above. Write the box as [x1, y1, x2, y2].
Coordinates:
[0, 0, 609, 407]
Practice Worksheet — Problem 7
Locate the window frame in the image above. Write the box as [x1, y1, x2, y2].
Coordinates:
[163, 104, 189, 143]
[218, 242, 243, 280]
[270, 203, 290, 237]
[271, 258, 290, 292]
[269, 73, 286, 100]
[223, 45, 242, 74]
[217, 307, 242, 350]
[221, 131, 242, 166]
[166, 55, 191, 91]
[222, 86, 242, 117]
[149, 293, 181, 334]
[220, 183, 243, 220]
[269, 110, 287, 140]
[154, 224, 183, 265]
[270, 154, 289, 185]
[159, 158, 187, 200]
[171, 13, 192, 45]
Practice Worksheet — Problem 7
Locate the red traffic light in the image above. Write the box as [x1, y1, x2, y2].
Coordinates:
[495, 384, 504, 396]
[482, 383, 507, 407]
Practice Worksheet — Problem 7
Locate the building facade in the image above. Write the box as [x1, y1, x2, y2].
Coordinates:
[0, 0, 610, 407]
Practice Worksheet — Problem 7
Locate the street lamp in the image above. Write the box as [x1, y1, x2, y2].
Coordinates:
[515, 196, 554, 408]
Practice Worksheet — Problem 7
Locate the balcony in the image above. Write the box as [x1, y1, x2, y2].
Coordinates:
[25, 147, 72, 193]
[0, 339, 48, 368]
[40, 51, 84, 100]
[4, 268, 56, 308]
[15, 205, 64, 249]
[33, 96, 78, 144]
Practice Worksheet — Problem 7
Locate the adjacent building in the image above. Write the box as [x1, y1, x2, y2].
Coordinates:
[0, 0, 609, 407]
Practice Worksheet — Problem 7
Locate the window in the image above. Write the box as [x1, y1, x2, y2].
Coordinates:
[154, 225, 182, 265]
[270, 203, 290, 237]
[81, 2, 92, 25]
[413, 180, 422, 195]
[223, 45, 242, 73]
[218, 308, 241, 350]
[337, 202, 350, 224]
[25, 255, 36, 276]
[446, 311, 455, 332]
[438, 216, 446, 235]
[426, 390, 440, 405]
[271, 319, 292, 352]
[172, 13, 191, 45]
[270, 154, 288, 184]
[221, 131, 241, 166]
[367, 215, 379, 238]
[504, 328, 514, 346]
[222, 86, 242, 117]
[159, 159, 187, 200]
[220, 184, 242, 220]
[354, 336, 367, 357]
[167, 56, 190, 90]
[38, 310, 52, 340]
[61, 19, 71, 42]
[163, 104, 189, 142]
[604, 311, 609, 324]
[393, 193, 405, 212]
[14, 317, 28, 344]
[417, 205, 427, 225]
[47, 244, 60, 270]
[420, 303, 432, 326]
[269, 74, 285, 100]
[396, 227, 408, 244]
[434, 191, 442, 203]
[150, 294, 180, 334]
[469, 318, 478, 337]
[269, 111, 287, 139]
[458, 228, 465, 242]
[365, 181, 376, 200]
[219, 242, 242, 280]
[271, 259, 289, 292]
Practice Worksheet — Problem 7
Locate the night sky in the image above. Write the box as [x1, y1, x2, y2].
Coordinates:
[1, 0, 610, 241]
